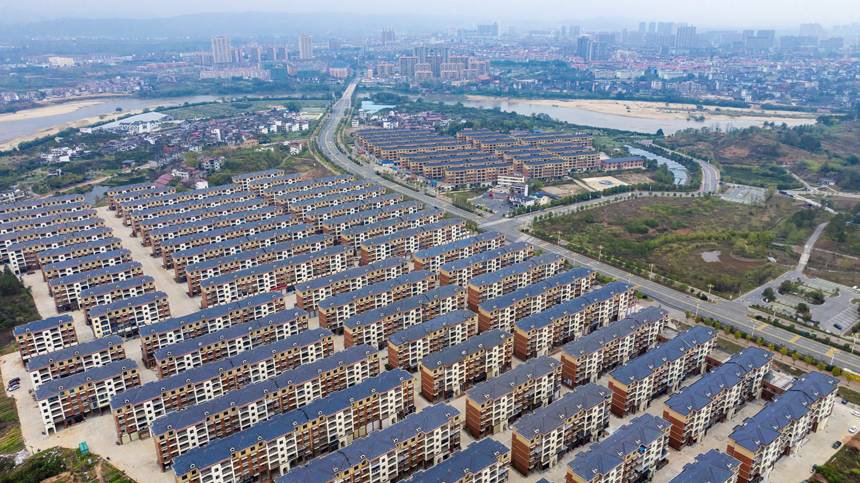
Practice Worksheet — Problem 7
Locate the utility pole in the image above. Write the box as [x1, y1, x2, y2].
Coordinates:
[597, 245, 604, 261]
[695, 300, 701, 317]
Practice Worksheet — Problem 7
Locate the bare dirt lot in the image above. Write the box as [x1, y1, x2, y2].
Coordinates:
[542, 184, 587, 197]
[581, 176, 628, 191]
[613, 171, 655, 185]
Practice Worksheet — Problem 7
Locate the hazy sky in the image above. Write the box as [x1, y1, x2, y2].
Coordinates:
[5, 0, 859, 28]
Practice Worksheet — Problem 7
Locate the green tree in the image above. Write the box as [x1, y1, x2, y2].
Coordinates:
[832, 367, 842, 377]
[791, 351, 800, 363]
[803, 356, 814, 367]
[755, 337, 763, 346]
[767, 343, 775, 352]
[734, 330, 741, 340]
[817, 362, 826, 372]
[779, 347, 788, 359]
[762, 287, 775, 300]
[684, 310, 691, 320]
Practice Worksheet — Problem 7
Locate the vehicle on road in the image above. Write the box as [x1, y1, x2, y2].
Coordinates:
[833, 441, 843, 449]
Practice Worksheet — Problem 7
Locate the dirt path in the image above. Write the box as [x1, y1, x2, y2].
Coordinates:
[94, 459, 107, 483]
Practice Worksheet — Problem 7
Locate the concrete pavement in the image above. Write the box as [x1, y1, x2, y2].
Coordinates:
[798, 222, 829, 272]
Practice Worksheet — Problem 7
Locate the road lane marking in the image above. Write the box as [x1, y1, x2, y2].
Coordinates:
[789, 335, 801, 343]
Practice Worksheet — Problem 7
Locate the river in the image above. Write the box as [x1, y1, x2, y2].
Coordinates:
[361, 93, 813, 134]
[0, 95, 219, 144]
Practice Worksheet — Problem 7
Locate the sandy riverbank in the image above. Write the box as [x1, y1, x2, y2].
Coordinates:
[0, 108, 148, 151]
[0, 99, 114, 122]
[465, 96, 818, 123]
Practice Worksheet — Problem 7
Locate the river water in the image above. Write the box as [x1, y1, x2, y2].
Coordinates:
[0, 95, 220, 144]
[361, 93, 814, 135]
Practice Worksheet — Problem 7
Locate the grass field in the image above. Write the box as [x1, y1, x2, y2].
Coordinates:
[814, 437, 860, 483]
[163, 99, 329, 120]
[0, 364, 23, 457]
[534, 195, 824, 296]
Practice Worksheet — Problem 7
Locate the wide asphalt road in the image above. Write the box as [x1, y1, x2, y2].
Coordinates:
[320, 83, 860, 375]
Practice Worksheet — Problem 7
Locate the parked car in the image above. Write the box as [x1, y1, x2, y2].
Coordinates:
[835, 324, 844, 331]
[850, 426, 857, 434]
[843, 398, 849, 404]
[833, 441, 843, 449]
[812, 465, 818, 473]
[852, 410, 860, 417]
[6, 377, 19, 385]
[6, 384, 18, 392]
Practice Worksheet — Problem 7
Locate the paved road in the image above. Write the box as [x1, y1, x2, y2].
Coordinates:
[797, 222, 829, 271]
[320, 84, 860, 375]
[637, 141, 721, 193]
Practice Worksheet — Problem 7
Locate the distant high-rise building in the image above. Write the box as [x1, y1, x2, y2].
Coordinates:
[381, 28, 396, 45]
[648, 22, 656, 33]
[246, 47, 262, 63]
[399, 56, 418, 77]
[570, 25, 581, 37]
[329, 40, 341, 50]
[478, 22, 499, 37]
[676, 26, 697, 48]
[639, 22, 647, 33]
[299, 35, 313, 60]
[758, 30, 776, 47]
[800, 23, 824, 38]
[742, 29, 755, 39]
[211, 36, 232, 64]
[657, 22, 673, 35]
[598, 33, 616, 44]
[561, 26, 567, 37]
[413, 47, 429, 64]
[577, 36, 592, 59]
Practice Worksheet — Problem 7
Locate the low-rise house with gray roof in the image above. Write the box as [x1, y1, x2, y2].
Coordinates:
[89, 291, 171, 339]
[295, 257, 409, 315]
[399, 438, 511, 483]
[668, 450, 740, 483]
[49, 260, 143, 312]
[80, 275, 156, 323]
[466, 253, 566, 311]
[412, 231, 505, 273]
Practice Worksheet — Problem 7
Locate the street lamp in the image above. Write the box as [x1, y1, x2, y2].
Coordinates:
[707, 283, 714, 300]
[649, 263, 655, 280]
[597, 245, 604, 261]
[695, 300, 701, 317]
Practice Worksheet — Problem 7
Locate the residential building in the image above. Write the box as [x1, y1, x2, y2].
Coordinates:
[466, 253, 565, 311]
[511, 382, 612, 476]
[387, 309, 478, 371]
[89, 291, 171, 339]
[663, 347, 773, 449]
[150, 345, 383, 470]
[14, 314, 78, 364]
[151, 309, 314, 378]
[80, 276, 157, 324]
[359, 219, 469, 265]
[608, 326, 718, 417]
[169, 370, 415, 480]
[231, 169, 284, 191]
[275, 403, 461, 483]
[139, 293, 290, 367]
[419, 329, 513, 402]
[212, 37, 232, 64]
[199, 245, 354, 309]
[439, 242, 533, 287]
[37, 359, 140, 435]
[318, 271, 439, 334]
[299, 35, 313, 59]
[399, 439, 511, 483]
[27, 335, 125, 386]
[566, 414, 671, 483]
[477, 268, 599, 333]
[295, 257, 410, 315]
[667, 450, 741, 483]
[41, 248, 133, 281]
[110, 328, 332, 442]
[49, 261, 144, 312]
[512, 281, 638, 361]
[559, 307, 669, 388]
[465, 356, 562, 439]
[726, 372, 838, 483]
[412, 231, 505, 273]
